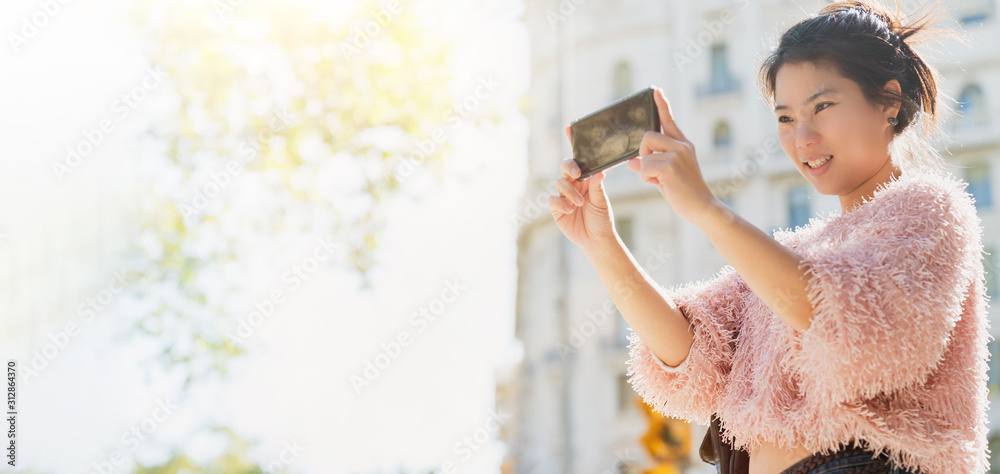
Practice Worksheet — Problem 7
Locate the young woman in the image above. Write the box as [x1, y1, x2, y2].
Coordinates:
[548, 1, 990, 473]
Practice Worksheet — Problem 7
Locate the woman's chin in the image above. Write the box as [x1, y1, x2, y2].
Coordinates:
[810, 184, 831, 195]
[803, 178, 836, 196]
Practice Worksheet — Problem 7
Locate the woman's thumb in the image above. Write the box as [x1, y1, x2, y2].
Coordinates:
[588, 171, 608, 205]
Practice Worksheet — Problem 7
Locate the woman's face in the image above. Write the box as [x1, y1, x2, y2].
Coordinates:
[773, 61, 898, 196]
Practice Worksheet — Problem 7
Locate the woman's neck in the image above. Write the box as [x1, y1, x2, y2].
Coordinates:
[838, 156, 902, 215]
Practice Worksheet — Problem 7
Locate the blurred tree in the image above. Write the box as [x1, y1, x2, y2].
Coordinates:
[94, 0, 497, 469]
[133, 426, 265, 473]
[116, 0, 484, 387]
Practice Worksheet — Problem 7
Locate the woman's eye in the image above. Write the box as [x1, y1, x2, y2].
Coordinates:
[816, 102, 832, 112]
[778, 116, 791, 123]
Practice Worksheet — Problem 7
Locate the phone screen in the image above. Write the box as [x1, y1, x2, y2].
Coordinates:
[569, 87, 660, 181]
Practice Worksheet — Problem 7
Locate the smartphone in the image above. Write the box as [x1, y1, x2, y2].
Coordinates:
[569, 86, 661, 181]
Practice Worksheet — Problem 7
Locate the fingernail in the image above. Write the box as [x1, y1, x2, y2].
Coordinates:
[572, 166, 580, 175]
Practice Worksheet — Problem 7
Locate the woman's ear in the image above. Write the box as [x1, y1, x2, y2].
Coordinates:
[881, 79, 902, 119]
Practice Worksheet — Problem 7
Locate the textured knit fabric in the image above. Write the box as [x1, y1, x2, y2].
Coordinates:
[626, 169, 992, 474]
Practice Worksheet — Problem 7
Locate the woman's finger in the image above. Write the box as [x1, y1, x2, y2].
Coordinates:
[548, 194, 576, 214]
[653, 87, 688, 142]
[626, 157, 642, 173]
[556, 177, 585, 205]
[631, 152, 674, 185]
[639, 130, 687, 158]
[560, 158, 581, 179]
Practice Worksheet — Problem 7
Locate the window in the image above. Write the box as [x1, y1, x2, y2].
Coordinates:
[965, 163, 993, 210]
[709, 44, 737, 95]
[955, 0, 993, 24]
[787, 186, 811, 230]
[713, 121, 731, 149]
[710, 44, 727, 88]
[712, 121, 732, 164]
[613, 61, 632, 101]
[697, 43, 739, 98]
[955, 84, 988, 132]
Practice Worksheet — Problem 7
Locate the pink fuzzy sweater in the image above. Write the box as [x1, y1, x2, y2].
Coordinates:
[626, 169, 992, 473]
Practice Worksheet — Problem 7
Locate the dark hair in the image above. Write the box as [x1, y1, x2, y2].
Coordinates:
[757, 1, 964, 171]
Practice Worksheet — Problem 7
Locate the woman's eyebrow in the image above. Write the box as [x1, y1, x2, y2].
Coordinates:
[774, 88, 839, 112]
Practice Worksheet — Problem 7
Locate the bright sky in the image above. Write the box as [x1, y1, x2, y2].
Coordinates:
[0, 0, 530, 472]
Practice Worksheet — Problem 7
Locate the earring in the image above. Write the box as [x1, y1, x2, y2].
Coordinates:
[888, 117, 899, 126]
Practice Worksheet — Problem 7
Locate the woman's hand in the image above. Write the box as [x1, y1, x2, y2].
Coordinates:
[548, 125, 617, 254]
[627, 87, 719, 222]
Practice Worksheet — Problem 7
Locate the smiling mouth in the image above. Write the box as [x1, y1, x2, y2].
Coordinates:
[805, 155, 833, 168]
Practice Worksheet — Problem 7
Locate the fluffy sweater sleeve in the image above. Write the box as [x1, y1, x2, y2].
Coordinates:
[626, 265, 746, 424]
[785, 179, 979, 405]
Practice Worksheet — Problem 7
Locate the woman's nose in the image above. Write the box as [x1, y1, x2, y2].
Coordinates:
[795, 122, 821, 150]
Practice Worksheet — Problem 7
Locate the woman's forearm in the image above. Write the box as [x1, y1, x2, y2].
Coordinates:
[689, 200, 814, 332]
[584, 238, 695, 367]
